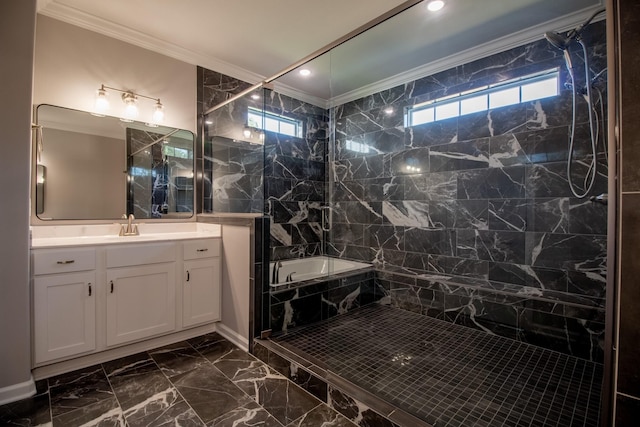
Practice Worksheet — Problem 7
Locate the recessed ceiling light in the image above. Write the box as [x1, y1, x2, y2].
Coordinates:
[427, 0, 445, 12]
[299, 69, 311, 76]
[384, 107, 394, 115]
[205, 120, 213, 125]
[251, 93, 260, 100]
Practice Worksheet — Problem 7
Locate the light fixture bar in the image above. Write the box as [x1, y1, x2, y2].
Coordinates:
[94, 84, 164, 123]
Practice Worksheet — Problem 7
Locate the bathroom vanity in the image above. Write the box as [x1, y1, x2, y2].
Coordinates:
[30, 223, 222, 372]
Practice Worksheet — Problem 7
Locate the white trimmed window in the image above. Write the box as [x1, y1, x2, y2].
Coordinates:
[406, 69, 559, 127]
[247, 107, 303, 138]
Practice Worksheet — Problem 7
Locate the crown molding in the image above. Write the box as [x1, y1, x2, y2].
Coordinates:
[37, 2, 266, 86]
[329, 3, 606, 107]
[37, 0, 604, 111]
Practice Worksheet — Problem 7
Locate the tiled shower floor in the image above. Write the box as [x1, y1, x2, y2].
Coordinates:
[272, 304, 603, 427]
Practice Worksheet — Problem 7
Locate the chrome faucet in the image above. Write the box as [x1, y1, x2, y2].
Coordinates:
[272, 260, 282, 284]
[119, 213, 139, 236]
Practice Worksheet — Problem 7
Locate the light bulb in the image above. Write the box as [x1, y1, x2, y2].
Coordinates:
[95, 86, 109, 114]
[152, 100, 164, 123]
[122, 92, 138, 121]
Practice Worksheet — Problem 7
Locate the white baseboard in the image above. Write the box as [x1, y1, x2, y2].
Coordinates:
[0, 375, 36, 405]
[216, 323, 249, 352]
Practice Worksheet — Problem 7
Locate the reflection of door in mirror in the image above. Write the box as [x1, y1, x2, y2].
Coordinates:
[37, 126, 126, 219]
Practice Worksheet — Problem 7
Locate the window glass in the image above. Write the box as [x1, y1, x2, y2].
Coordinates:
[435, 102, 459, 120]
[489, 87, 520, 109]
[460, 95, 488, 115]
[521, 78, 558, 102]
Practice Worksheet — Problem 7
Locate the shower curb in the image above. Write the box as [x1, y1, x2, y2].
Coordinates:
[254, 338, 433, 427]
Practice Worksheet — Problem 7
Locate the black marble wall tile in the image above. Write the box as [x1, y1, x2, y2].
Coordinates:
[402, 228, 455, 256]
[365, 177, 404, 201]
[457, 230, 526, 264]
[404, 118, 458, 148]
[457, 167, 526, 199]
[458, 104, 528, 141]
[488, 199, 527, 231]
[526, 197, 569, 233]
[389, 147, 430, 176]
[525, 232, 606, 274]
[429, 139, 490, 172]
[333, 156, 385, 181]
[568, 198, 608, 235]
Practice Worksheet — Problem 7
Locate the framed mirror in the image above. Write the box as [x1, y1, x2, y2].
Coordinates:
[33, 104, 195, 221]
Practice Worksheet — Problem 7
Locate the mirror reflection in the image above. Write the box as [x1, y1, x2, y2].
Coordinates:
[34, 104, 195, 221]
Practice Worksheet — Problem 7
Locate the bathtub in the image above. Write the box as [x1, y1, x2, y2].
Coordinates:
[270, 256, 372, 287]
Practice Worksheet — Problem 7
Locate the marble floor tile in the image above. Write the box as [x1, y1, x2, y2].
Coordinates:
[210, 401, 284, 427]
[286, 404, 357, 427]
[48, 365, 113, 417]
[243, 377, 321, 426]
[173, 364, 254, 424]
[125, 400, 204, 427]
[108, 360, 180, 416]
[148, 341, 209, 378]
[0, 333, 348, 427]
[52, 396, 123, 427]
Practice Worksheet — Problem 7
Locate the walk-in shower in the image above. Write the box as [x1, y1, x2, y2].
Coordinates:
[200, 2, 610, 426]
[545, 8, 607, 199]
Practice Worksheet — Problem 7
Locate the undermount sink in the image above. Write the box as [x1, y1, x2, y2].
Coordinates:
[31, 222, 221, 248]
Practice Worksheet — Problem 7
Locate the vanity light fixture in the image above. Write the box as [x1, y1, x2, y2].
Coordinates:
[427, 0, 445, 12]
[94, 84, 165, 124]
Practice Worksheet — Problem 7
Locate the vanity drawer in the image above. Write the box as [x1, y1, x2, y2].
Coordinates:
[33, 248, 96, 275]
[107, 243, 176, 268]
[183, 239, 220, 260]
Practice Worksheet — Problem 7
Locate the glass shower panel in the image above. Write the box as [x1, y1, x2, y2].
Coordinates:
[203, 89, 265, 214]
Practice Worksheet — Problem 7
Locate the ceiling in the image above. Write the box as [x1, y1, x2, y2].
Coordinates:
[37, 0, 605, 106]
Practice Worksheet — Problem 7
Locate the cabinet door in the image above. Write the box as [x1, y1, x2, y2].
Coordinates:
[183, 258, 221, 327]
[33, 271, 96, 364]
[106, 263, 176, 346]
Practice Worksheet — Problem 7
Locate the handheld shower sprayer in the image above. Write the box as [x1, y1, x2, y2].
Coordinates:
[544, 8, 606, 199]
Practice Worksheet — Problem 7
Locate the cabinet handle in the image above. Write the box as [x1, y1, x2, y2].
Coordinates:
[56, 260, 75, 264]
[88, 283, 92, 296]
[110, 280, 114, 293]
[186, 271, 190, 282]
[196, 248, 208, 252]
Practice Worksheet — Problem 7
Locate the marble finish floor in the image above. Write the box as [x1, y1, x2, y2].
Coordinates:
[273, 304, 603, 427]
[0, 333, 358, 427]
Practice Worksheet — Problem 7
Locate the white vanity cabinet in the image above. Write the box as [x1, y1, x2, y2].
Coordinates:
[31, 231, 223, 369]
[105, 243, 176, 346]
[32, 249, 97, 364]
[182, 239, 221, 327]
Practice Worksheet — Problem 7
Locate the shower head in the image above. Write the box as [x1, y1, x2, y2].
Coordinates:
[544, 31, 575, 78]
[544, 31, 571, 50]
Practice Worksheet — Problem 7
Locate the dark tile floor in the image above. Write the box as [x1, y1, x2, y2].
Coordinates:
[0, 333, 357, 427]
[273, 304, 604, 427]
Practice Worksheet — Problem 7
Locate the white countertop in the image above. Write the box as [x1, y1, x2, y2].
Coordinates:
[31, 223, 221, 249]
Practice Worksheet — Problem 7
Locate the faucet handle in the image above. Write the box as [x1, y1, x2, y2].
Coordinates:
[121, 213, 127, 219]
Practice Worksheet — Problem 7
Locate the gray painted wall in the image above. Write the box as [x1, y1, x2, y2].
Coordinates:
[0, 0, 36, 398]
